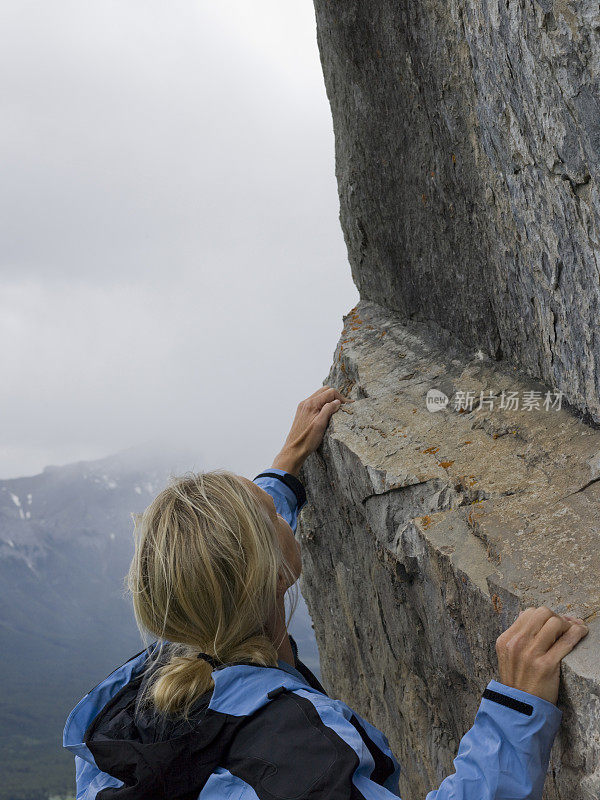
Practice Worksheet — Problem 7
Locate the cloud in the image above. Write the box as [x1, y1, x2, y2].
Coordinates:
[0, 0, 358, 479]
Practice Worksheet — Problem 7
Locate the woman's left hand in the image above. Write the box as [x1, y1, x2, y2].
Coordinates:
[271, 386, 353, 476]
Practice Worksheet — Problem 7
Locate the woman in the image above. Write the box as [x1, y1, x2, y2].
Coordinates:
[64, 386, 589, 800]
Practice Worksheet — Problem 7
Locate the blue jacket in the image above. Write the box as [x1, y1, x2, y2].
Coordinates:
[63, 467, 562, 800]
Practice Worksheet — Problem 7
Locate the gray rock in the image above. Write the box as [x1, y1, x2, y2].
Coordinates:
[298, 300, 600, 799]
[304, 3, 600, 793]
[312, 0, 600, 420]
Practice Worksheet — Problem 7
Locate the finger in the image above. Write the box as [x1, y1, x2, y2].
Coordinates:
[328, 388, 352, 403]
[313, 385, 353, 402]
[532, 615, 571, 654]
[308, 385, 335, 399]
[496, 606, 557, 651]
[519, 606, 557, 638]
[316, 398, 342, 423]
[308, 399, 342, 441]
[310, 388, 350, 410]
[500, 606, 545, 640]
[545, 621, 589, 662]
[513, 607, 537, 627]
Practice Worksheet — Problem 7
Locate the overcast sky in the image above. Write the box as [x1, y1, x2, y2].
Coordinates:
[0, 1, 358, 480]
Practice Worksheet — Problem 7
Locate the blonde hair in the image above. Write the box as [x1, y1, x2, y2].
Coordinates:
[126, 470, 299, 719]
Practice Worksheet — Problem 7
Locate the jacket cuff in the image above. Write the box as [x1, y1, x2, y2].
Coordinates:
[480, 678, 563, 792]
[483, 679, 562, 727]
[253, 468, 307, 534]
[253, 469, 307, 512]
[432, 680, 563, 800]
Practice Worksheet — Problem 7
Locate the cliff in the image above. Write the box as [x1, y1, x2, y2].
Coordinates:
[298, 2, 600, 797]
[312, 0, 600, 421]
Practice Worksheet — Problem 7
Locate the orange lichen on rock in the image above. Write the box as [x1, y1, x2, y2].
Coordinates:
[420, 515, 433, 529]
[491, 594, 503, 613]
[423, 446, 440, 454]
[438, 460, 454, 469]
[346, 307, 363, 327]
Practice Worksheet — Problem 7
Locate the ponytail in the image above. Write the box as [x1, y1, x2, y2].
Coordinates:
[126, 470, 297, 720]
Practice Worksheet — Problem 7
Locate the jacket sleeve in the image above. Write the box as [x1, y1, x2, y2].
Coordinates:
[425, 679, 562, 800]
[252, 468, 307, 533]
[305, 680, 560, 800]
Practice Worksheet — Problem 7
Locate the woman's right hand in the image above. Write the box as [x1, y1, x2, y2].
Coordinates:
[495, 606, 589, 704]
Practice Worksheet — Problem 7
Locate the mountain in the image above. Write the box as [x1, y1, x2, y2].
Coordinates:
[0, 444, 319, 800]
[0, 444, 189, 799]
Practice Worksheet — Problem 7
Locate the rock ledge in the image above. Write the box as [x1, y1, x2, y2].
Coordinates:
[299, 299, 600, 800]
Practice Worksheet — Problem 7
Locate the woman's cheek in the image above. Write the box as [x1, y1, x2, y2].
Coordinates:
[293, 537, 302, 578]
[281, 521, 302, 579]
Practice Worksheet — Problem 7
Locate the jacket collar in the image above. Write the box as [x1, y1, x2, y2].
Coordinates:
[63, 645, 318, 768]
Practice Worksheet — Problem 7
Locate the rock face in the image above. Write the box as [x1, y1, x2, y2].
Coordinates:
[300, 3, 600, 796]
[312, 0, 600, 421]
[299, 301, 600, 798]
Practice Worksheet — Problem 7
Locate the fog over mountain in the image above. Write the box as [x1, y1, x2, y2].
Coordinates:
[0, 444, 318, 800]
[0, 0, 358, 484]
